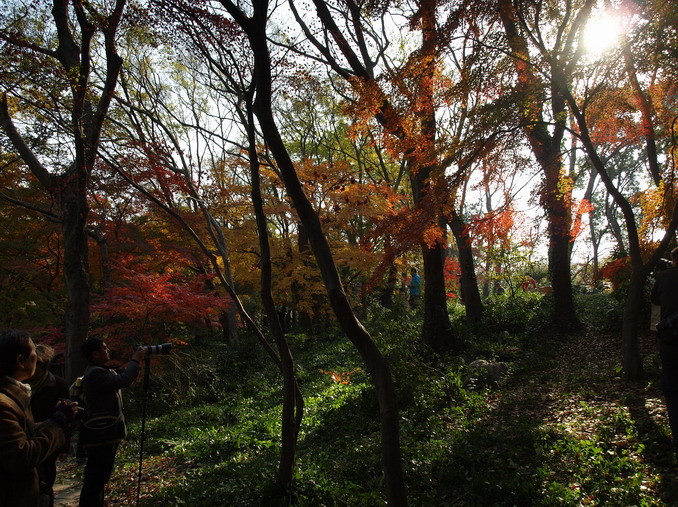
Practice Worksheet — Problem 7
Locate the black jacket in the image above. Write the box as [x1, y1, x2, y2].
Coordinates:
[82, 361, 140, 430]
[651, 266, 678, 352]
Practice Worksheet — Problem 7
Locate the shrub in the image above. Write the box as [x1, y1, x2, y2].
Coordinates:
[575, 292, 624, 332]
[481, 292, 551, 335]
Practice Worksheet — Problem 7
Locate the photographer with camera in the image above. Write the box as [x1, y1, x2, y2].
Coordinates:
[0, 329, 77, 507]
[78, 339, 145, 507]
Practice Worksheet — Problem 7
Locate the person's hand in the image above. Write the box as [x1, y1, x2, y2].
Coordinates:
[50, 400, 78, 428]
[132, 347, 146, 363]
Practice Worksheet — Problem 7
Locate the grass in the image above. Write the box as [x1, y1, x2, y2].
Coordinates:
[71, 293, 678, 506]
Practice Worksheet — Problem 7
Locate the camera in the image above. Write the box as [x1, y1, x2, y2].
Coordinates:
[136, 343, 172, 356]
[56, 399, 86, 420]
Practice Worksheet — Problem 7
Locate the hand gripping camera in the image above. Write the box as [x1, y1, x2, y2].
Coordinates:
[137, 343, 172, 357]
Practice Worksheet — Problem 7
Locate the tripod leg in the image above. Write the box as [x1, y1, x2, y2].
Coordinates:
[137, 356, 151, 506]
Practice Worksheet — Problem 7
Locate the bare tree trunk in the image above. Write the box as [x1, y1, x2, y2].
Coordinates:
[413, 0, 456, 352]
[62, 188, 90, 381]
[448, 210, 483, 322]
[246, 89, 303, 494]
[219, 1, 407, 502]
[498, 0, 580, 330]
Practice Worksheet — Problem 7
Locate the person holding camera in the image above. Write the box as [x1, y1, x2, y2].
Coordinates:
[651, 246, 678, 457]
[27, 344, 71, 507]
[78, 339, 145, 507]
[0, 329, 77, 507]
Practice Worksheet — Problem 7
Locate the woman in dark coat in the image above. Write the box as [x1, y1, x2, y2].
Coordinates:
[27, 344, 70, 507]
[0, 330, 73, 507]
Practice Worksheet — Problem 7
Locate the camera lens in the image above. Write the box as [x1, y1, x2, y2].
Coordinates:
[143, 343, 172, 355]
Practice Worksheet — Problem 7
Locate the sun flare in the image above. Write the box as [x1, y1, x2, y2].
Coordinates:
[583, 14, 622, 56]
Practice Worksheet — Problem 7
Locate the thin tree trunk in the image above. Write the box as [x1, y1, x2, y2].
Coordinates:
[221, 2, 407, 501]
[246, 89, 303, 494]
[558, 66, 678, 379]
[448, 210, 483, 322]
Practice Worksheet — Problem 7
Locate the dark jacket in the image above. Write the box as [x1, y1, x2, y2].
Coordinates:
[0, 377, 65, 507]
[29, 370, 71, 493]
[81, 361, 140, 443]
[651, 266, 678, 352]
[29, 371, 69, 422]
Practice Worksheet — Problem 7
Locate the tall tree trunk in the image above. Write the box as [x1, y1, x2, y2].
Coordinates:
[421, 237, 455, 351]
[246, 90, 303, 494]
[544, 184, 578, 328]
[414, 0, 456, 352]
[62, 188, 90, 381]
[221, 2, 407, 502]
[0, 1, 127, 382]
[497, 0, 579, 329]
[621, 270, 646, 379]
[448, 210, 483, 322]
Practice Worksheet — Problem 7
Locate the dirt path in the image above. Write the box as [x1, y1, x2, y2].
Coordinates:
[54, 458, 81, 507]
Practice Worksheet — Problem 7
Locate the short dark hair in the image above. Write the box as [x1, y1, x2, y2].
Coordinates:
[81, 338, 105, 362]
[0, 329, 31, 376]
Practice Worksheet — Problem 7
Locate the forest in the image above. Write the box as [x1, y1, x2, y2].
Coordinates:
[0, 0, 676, 505]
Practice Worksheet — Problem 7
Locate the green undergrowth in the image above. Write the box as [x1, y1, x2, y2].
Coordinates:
[108, 293, 677, 506]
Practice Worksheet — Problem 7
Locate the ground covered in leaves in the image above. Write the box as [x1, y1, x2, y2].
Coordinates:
[57, 321, 678, 506]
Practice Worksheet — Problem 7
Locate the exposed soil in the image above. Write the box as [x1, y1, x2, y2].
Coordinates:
[54, 457, 81, 507]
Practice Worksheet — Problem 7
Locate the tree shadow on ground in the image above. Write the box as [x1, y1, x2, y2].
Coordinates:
[421, 330, 678, 506]
[624, 334, 678, 505]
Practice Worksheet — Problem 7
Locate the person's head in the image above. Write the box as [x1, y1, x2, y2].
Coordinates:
[32, 343, 55, 377]
[411, 267, 417, 275]
[671, 247, 678, 267]
[81, 338, 110, 365]
[0, 329, 37, 381]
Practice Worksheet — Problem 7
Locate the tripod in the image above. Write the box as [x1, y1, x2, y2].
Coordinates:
[136, 355, 151, 506]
